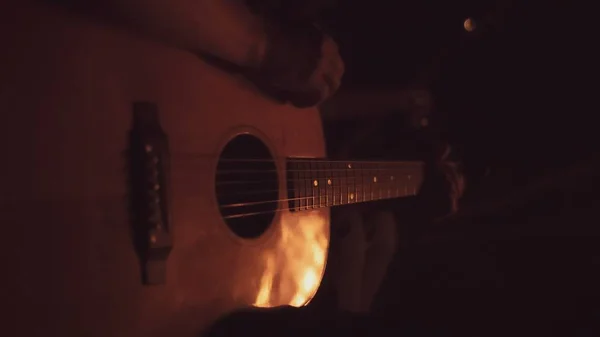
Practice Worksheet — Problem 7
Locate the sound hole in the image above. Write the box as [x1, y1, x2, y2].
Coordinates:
[215, 134, 279, 239]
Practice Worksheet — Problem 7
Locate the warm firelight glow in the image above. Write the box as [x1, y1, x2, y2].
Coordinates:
[254, 212, 329, 307]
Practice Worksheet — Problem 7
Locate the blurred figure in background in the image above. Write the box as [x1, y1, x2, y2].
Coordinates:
[320, 88, 466, 313]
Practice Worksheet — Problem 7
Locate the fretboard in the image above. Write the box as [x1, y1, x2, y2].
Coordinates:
[286, 159, 425, 212]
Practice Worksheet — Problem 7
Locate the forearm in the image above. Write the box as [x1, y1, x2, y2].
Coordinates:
[90, 0, 268, 68]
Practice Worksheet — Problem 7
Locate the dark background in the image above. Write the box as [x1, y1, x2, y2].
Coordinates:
[313, 1, 600, 336]
[325, 0, 594, 179]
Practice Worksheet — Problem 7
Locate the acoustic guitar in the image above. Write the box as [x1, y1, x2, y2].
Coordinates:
[0, 2, 424, 337]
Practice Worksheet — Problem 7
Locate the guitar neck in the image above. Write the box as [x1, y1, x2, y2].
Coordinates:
[286, 159, 425, 212]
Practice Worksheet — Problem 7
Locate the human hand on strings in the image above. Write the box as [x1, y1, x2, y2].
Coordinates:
[419, 142, 466, 220]
[435, 143, 466, 215]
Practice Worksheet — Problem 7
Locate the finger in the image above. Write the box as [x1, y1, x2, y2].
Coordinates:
[331, 54, 345, 79]
[323, 72, 340, 97]
[322, 64, 343, 97]
[451, 175, 466, 199]
[323, 37, 344, 76]
[451, 198, 459, 213]
[439, 145, 452, 162]
[445, 169, 464, 198]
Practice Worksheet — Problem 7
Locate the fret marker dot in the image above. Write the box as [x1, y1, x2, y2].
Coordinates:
[373, 176, 378, 183]
[313, 180, 318, 187]
[350, 193, 354, 200]
[327, 179, 332, 185]
[347, 163, 352, 169]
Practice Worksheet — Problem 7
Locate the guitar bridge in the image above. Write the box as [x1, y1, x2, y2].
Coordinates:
[128, 102, 173, 285]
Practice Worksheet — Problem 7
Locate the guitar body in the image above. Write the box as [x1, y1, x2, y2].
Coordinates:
[0, 2, 329, 336]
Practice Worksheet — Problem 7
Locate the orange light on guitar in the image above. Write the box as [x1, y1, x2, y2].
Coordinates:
[254, 212, 328, 307]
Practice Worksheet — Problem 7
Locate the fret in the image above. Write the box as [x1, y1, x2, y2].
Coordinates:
[348, 162, 356, 204]
[338, 161, 346, 205]
[371, 163, 377, 202]
[384, 164, 392, 199]
[340, 162, 348, 205]
[372, 163, 379, 201]
[353, 162, 358, 203]
[383, 164, 390, 199]
[323, 162, 330, 206]
[400, 167, 410, 196]
[382, 166, 387, 198]
[392, 165, 404, 197]
[379, 163, 386, 200]
[317, 161, 326, 208]
[322, 161, 328, 206]
[353, 161, 358, 203]
[320, 161, 326, 206]
[332, 161, 339, 206]
[368, 164, 373, 200]
[329, 162, 335, 205]
[391, 166, 399, 198]
[376, 163, 385, 200]
[386, 164, 392, 199]
[385, 164, 396, 198]
[300, 161, 311, 209]
[299, 160, 307, 209]
[286, 159, 424, 211]
[391, 165, 398, 198]
[362, 162, 370, 203]
[312, 161, 319, 208]
[354, 162, 363, 203]
[285, 161, 294, 211]
[370, 163, 376, 200]
[290, 161, 299, 211]
[300, 161, 308, 210]
[294, 161, 300, 209]
[367, 162, 374, 202]
[376, 163, 383, 200]
[403, 167, 409, 197]
[382, 163, 388, 200]
[308, 160, 317, 208]
[315, 160, 327, 207]
[408, 169, 416, 196]
[294, 161, 303, 211]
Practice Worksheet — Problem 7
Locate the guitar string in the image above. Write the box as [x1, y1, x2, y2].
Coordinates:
[212, 175, 417, 196]
[213, 171, 419, 206]
[220, 192, 414, 220]
[146, 156, 422, 217]
[217, 185, 415, 201]
[214, 179, 396, 197]
[215, 168, 422, 175]
[174, 156, 425, 165]
[220, 182, 422, 219]
[224, 205, 332, 220]
[214, 173, 419, 185]
[146, 174, 420, 197]
[218, 185, 416, 209]
[212, 175, 421, 202]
